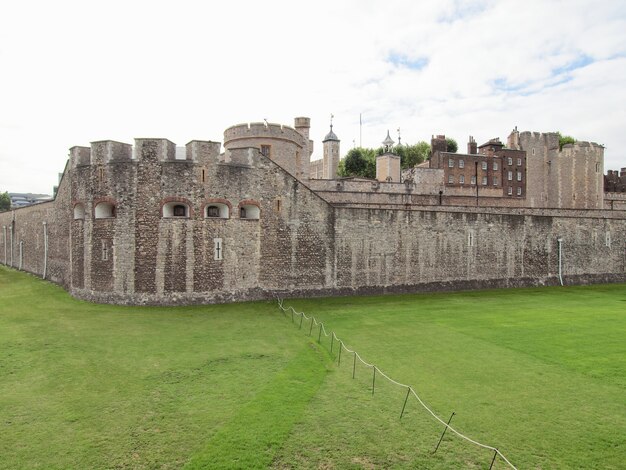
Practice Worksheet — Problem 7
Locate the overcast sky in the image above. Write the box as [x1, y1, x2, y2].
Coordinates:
[1, 0, 625, 194]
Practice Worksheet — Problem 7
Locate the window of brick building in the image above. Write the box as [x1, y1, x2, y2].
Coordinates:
[471, 175, 476, 185]
[459, 175, 465, 184]
[517, 158, 522, 166]
[508, 157, 513, 165]
[493, 176, 498, 185]
[481, 161, 487, 170]
[493, 161, 498, 171]
[517, 187, 522, 196]
[508, 170, 513, 181]
[448, 159, 454, 168]
[448, 175, 454, 184]
[482, 176, 487, 185]
[517, 171, 522, 181]
[459, 160, 465, 169]
[508, 186, 513, 195]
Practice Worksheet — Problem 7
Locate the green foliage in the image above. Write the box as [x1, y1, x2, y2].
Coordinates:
[397, 141, 430, 168]
[0, 192, 10, 212]
[340, 147, 376, 179]
[339, 142, 431, 177]
[445, 137, 458, 153]
[557, 132, 576, 150]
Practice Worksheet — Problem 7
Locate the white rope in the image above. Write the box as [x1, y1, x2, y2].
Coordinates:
[276, 298, 517, 470]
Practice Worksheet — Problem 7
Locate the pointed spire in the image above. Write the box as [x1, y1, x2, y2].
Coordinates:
[382, 130, 395, 152]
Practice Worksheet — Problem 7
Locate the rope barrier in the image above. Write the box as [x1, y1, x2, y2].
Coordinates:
[274, 295, 517, 470]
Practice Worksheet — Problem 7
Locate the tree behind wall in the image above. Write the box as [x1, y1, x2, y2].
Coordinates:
[446, 138, 458, 153]
[0, 192, 10, 212]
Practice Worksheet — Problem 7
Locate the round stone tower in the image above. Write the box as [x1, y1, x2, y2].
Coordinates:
[223, 118, 312, 179]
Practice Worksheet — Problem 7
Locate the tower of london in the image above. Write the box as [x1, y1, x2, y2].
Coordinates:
[1, 117, 625, 305]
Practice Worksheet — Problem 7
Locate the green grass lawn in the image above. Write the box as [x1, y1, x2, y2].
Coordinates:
[1, 266, 625, 469]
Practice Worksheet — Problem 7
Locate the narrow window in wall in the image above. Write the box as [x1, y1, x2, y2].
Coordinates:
[459, 160, 465, 169]
[517, 171, 522, 181]
[275, 198, 281, 212]
[201, 169, 206, 183]
[605, 232, 611, 248]
[448, 175, 454, 184]
[596, 163, 601, 173]
[448, 158, 454, 168]
[508, 186, 513, 195]
[459, 175, 465, 184]
[517, 187, 522, 196]
[173, 205, 187, 217]
[214, 238, 223, 260]
[468, 230, 475, 247]
[508, 157, 513, 165]
[517, 158, 522, 166]
[99, 167, 105, 182]
[493, 161, 498, 171]
[481, 161, 487, 170]
[260, 145, 271, 158]
[482, 176, 487, 185]
[493, 176, 498, 185]
[470, 175, 476, 185]
[532, 148, 536, 156]
[508, 170, 513, 181]
[101, 240, 109, 261]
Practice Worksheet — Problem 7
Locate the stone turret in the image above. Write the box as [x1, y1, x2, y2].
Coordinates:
[376, 131, 400, 182]
[322, 123, 340, 179]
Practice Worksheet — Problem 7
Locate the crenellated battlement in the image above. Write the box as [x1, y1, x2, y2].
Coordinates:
[91, 140, 133, 164]
[70, 146, 91, 168]
[560, 141, 604, 157]
[224, 122, 307, 147]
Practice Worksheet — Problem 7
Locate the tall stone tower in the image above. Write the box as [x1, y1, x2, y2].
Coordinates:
[322, 123, 340, 179]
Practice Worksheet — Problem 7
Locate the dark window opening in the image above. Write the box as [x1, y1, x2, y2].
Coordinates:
[207, 205, 219, 217]
[173, 205, 186, 217]
[260, 145, 271, 157]
[240, 207, 247, 218]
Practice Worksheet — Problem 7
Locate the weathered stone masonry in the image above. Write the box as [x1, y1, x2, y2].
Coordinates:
[1, 120, 625, 305]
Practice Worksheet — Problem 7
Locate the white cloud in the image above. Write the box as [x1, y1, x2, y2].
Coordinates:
[1, 0, 625, 193]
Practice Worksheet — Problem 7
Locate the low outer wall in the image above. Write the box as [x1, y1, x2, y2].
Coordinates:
[0, 166, 71, 286]
[331, 206, 626, 293]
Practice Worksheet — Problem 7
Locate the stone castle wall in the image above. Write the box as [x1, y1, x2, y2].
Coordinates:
[2, 135, 625, 305]
[0, 162, 71, 287]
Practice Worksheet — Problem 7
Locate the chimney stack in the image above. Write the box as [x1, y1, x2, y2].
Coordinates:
[467, 136, 477, 155]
